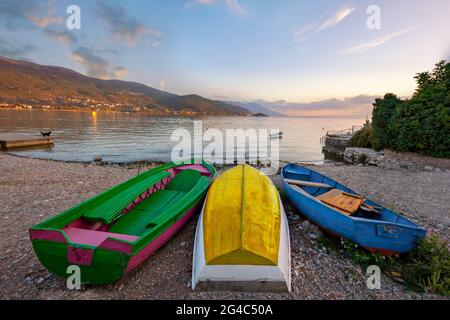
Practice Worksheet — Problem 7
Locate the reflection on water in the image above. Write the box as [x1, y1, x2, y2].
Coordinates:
[0, 109, 364, 163]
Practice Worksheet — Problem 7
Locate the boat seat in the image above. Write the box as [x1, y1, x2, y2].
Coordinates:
[82, 171, 171, 225]
[64, 227, 139, 247]
[109, 189, 187, 236]
[316, 189, 364, 216]
[165, 169, 202, 192]
[109, 169, 205, 236]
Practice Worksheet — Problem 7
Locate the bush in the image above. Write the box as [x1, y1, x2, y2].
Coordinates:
[370, 60, 450, 158]
[348, 126, 381, 150]
[402, 236, 450, 295]
[339, 236, 449, 296]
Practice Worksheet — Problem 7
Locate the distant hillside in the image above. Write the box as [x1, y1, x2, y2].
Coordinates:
[226, 101, 285, 117]
[0, 56, 250, 116]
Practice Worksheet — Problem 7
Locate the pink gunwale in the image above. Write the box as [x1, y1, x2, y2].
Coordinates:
[29, 229, 68, 243]
[63, 227, 138, 254]
[125, 200, 202, 273]
[29, 228, 137, 256]
[175, 164, 212, 176]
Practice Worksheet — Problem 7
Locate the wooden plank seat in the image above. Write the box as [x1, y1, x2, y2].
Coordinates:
[82, 171, 171, 225]
[285, 178, 333, 189]
[109, 169, 203, 236]
[316, 189, 364, 216]
[108, 190, 187, 236]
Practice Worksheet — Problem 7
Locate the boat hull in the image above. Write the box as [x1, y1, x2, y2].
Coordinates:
[30, 200, 202, 285]
[281, 164, 426, 254]
[30, 161, 216, 285]
[192, 201, 291, 292]
[192, 165, 291, 292]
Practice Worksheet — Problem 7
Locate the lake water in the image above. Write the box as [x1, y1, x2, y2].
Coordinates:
[0, 109, 364, 163]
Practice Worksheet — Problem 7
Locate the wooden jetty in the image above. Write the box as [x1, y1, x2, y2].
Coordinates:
[0, 133, 54, 150]
[320, 126, 362, 153]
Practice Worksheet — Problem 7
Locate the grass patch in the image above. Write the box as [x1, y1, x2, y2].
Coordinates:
[323, 235, 449, 296]
[317, 236, 332, 249]
[279, 189, 288, 203]
[401, 236, 450, 295]
[341, 239, 394, 270]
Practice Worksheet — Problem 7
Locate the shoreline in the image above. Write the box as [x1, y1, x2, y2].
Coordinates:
[1, 150, 328, 168]
[0, 107, 252, 117]
[0, 152, 448, 299]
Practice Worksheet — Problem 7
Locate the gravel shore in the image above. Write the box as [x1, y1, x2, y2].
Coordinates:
[0, 153, 448, 300]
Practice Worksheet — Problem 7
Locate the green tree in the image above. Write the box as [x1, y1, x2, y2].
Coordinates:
[371, 93, 402, 149]
[370, 60, 450, 158]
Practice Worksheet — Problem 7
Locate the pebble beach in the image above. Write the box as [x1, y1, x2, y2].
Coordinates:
[0, 153, 448, 300]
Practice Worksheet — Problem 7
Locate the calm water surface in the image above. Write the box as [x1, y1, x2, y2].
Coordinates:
[0, 109, 364, 163]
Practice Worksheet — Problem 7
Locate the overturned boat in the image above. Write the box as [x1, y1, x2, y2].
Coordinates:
[30, 161, 216, 285]
[192, 164, 291, 292]
[281, 163, 426, 255]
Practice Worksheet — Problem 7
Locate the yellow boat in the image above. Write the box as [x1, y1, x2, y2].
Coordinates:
[192, 164, 291, 292]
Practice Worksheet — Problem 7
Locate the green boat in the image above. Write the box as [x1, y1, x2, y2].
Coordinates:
[29, 161, 216, 285]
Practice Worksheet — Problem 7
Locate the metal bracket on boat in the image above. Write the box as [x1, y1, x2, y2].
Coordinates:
[67, 246, 94, 266]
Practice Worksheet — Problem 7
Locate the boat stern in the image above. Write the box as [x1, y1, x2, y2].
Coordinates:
[29, 228, 135, 285]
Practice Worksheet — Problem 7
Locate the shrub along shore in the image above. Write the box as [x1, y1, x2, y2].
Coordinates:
[350, 60, 450, 159]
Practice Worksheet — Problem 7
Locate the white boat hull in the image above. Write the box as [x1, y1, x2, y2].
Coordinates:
[192, 196, 291, 292]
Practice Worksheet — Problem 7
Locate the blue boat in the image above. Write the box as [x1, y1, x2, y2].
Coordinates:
[281, 164, 426, 254]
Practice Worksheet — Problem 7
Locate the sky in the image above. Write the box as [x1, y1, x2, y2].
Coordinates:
[0, 0, 449, 117]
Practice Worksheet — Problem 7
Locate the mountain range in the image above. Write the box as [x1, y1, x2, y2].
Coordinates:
[0, 56, 251, 116]
[226, 101, 285, 117]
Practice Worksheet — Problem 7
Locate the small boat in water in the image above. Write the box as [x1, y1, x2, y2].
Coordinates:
[281, 164, 426, 255]
[30, 161, 216, 284]
[192, 164, 291, 292]
[269, 131, 283, 139]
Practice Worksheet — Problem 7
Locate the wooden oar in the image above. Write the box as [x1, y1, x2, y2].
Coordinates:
[360, 202, 382, 214]
[285, 178, 333, 189]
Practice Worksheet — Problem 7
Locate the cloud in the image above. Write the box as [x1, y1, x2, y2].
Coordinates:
[43, 28, 77, 45]
[146, 39, 162, 48]
[188, 0, 213, 5]
[316, 6, 355, 32]
[253, 95, 378, 117]
[72, 46, 127, 80]
[28, 13, 62, 28]
[112, 67, 128, 80]
[340, 27, 414, 54]
[292, 24, 315, 42]
[96, 1, 161, 46]
[0, 0, 76, 48]
[0, 39, 37, 60]
[186, 0, 248, 17]
[225, 0, 247, 17]
[0, 0, 62, 29]
[293, 5, 355, 42]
